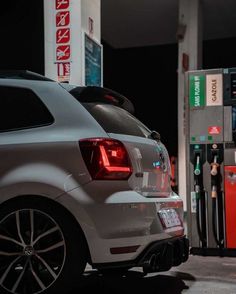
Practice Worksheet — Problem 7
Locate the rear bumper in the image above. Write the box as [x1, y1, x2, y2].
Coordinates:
[93, 236, 189, 273]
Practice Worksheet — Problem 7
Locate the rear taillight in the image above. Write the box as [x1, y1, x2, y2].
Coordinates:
[79, 138, 132, 180]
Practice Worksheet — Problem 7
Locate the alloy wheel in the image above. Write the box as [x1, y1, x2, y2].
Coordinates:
[0, 209, 66, 294]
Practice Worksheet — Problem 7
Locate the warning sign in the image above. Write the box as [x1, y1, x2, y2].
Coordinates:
[56, 28, 70, 44]
[57, 63, 70, 82]
[56, 0, 70, 10]
[208, 126, 221, 135]
[52, 0, 71, 80]
[56, 11, 70, 27]
[56, 45, 70, 60]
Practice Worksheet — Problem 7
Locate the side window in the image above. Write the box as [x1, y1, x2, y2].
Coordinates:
[0, 86, 54, 132]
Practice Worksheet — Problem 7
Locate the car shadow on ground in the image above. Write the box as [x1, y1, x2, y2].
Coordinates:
[71, 269, 195, 294]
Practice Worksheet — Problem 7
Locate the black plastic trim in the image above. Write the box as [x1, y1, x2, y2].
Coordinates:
[92, 236, 189, 270]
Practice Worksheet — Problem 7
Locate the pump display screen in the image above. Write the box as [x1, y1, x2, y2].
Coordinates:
[231, 73, 236, 98]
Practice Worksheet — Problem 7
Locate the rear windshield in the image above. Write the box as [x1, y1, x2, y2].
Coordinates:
[83, 103, 151, 138]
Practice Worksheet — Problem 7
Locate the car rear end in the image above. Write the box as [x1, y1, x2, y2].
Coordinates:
[67, 86, 189, 273]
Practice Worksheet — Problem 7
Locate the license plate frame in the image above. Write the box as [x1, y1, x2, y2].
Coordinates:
[158, 208, 181, 228]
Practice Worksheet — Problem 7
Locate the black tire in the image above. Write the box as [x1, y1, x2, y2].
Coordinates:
[0, 196, 88, 294]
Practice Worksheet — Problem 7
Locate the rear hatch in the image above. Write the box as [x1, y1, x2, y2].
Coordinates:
[68, 86, 172, 197]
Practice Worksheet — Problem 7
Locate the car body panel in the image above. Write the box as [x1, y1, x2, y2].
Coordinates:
[0, 77, 187, 268]
[108, 133, 172, 196]
[57, 186, 184, 263]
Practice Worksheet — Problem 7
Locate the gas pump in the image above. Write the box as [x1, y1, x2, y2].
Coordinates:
[190, 144, 207, 249]
[207, 144, 224, 250]
[186, 68, 236, 256]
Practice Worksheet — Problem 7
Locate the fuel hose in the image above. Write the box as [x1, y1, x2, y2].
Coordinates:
[194, 155, 206, 244]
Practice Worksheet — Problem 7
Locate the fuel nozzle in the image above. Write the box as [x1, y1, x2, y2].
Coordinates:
[211, 184, 217, 198]
[194, 155, 201, 176]
[211, 154, 219, 176]
[210, 154, 219, 198]
[194, 184, 201, 200]
[194, 155, 201, 200]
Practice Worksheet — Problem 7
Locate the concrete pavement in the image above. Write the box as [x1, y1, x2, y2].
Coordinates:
[74, 255, 236, 293]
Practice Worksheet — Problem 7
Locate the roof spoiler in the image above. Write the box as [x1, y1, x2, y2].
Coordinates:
[69, 86, 135, 114]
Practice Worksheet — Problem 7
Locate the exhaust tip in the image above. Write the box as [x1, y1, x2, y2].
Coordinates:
[143, 254, 157, 274]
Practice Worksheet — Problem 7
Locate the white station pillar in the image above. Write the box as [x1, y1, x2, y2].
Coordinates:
[177, 0, 202, 210]
[44, 0, 101, 85]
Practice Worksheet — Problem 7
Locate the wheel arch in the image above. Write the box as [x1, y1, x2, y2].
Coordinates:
[0, 194, 92, 263]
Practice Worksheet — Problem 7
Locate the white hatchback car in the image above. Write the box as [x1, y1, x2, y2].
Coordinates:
[0, 71, 188, 294]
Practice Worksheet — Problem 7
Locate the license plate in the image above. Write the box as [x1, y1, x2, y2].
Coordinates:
[158, 209, 181, 228]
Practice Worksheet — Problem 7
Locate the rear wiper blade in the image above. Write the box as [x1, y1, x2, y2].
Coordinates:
[149, 130, 161, 141]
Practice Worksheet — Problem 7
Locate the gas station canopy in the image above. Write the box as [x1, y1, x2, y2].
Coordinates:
[101, 0, 236, 48]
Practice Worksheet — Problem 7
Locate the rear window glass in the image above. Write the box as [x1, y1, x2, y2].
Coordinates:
[83, 103, 151, 138]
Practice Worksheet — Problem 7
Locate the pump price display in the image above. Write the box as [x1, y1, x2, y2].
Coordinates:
[158, 209, 181, 228]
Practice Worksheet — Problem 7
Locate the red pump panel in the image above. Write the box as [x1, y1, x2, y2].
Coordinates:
[224, 166, 236, 248]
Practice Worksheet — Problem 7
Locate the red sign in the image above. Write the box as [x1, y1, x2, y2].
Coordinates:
[57, 63, 70, 82]
[56, 0, 70, 10]
[56, 11, 70, 27]
[54, 0, 71, 77]
[208, 126, 221, 135]
[56, 28, 70, 44]
[56, 45, 70, 60]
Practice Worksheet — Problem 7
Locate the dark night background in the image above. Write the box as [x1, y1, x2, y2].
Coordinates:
[1, 1, 236, 156]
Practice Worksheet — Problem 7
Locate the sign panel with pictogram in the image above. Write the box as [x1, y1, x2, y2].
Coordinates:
[208, 126, 221, 135]
[57, 62, 70, 82]
[56, 0, 70, 10]
[56, 11, 70, 27]
[56, 28, 70, 44]
[56, 45, 70, 61]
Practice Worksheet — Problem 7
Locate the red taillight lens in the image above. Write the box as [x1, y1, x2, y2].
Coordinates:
[79, 138, 132, 180]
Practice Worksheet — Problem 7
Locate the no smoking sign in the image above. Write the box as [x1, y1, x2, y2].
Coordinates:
[56, 28, 70, 44]
[56, 45, 70, 61]
[56, 0, 70, 10]
[56, 11, 70, 27]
